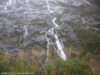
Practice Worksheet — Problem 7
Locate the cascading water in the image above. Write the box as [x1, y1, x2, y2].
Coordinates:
[84, 0, 91, 5]
[46, 0, 51, 16]
[4, 0, 14, 10]
[45, 0, 67, 60]
[23, 25, 28, 38]
[4, 0, 31, 11]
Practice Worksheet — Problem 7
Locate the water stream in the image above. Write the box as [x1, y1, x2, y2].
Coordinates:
[45, 0, 66, 60]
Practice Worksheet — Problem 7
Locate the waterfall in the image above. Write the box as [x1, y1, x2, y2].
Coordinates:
[84, 0, 91, 5]
[26, 0, 29, 4]
[3, 0, 67, 60]
[4, 0, 17, 10]
[82, 17, 85, 24]
[46, 0, 51, 16]
[52, 17, 59, 28]
[23, 25, 28, 38]
[45, 0, 67, 60]
[4, 0, 31, 10]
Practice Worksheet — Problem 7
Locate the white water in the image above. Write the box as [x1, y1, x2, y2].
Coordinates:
[4, 0, 14, 10]
[4, 0, 31, 10]
[45, 0, 67, 60]
[82, 17, 85, 24]
[46, 0, 51, 16]
[23, 25, 28, 38]
[84, 0, 91, 5]
[52, 17, 59, 28]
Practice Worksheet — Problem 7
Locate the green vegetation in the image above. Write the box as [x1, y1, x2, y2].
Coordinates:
[41, 58, 93, 75]
[76, 30, 100, 54]
[0, 50, 7, 73]
[0, 50, 93, 75]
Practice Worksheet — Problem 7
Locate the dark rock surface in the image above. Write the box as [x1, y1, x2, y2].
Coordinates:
[88, 0, 100, 7]
[0, 0, 100, 51]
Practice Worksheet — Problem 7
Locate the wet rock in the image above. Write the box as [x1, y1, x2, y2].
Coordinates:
[87, 0, 100, 7]
[0, 0, 100, 51]
[0, 43, 6, 49]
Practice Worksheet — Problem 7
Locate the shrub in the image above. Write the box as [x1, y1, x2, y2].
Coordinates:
[42, 58, 93, 75]
[0, 50, 7, 74]
[0, 50, 93, 75]
[65, 58, 93, 75]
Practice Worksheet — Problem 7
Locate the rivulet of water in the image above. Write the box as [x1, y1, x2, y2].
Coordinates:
[23, 25, 28, 38]
[45, 0, 67, 60]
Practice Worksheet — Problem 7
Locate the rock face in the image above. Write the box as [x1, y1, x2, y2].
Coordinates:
[87, 0, 100, 6]
[0, 0, 100, 51]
